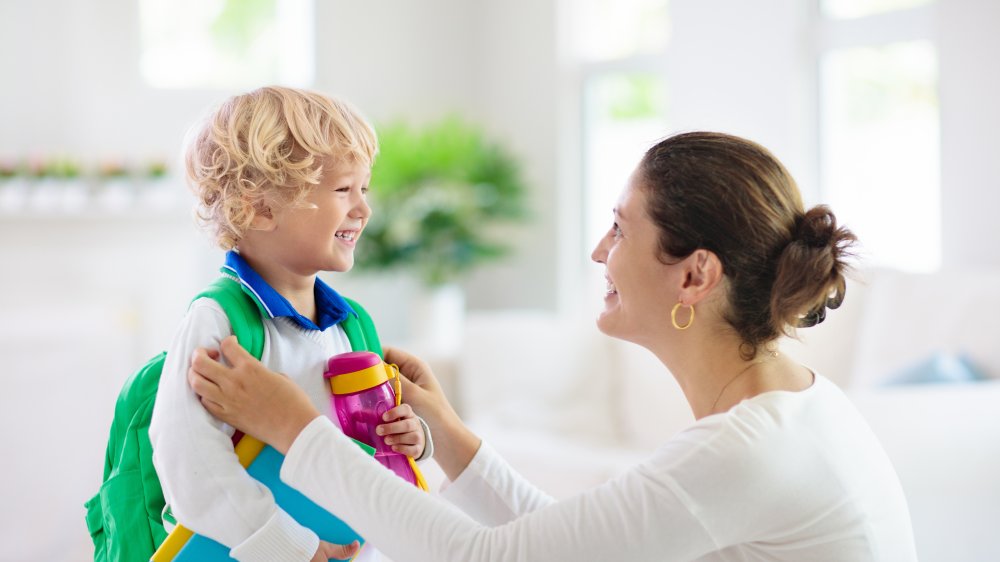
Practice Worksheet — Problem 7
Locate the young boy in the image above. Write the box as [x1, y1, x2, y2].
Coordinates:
[150, 86, 429, 562]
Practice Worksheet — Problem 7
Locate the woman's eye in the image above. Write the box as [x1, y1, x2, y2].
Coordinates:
[612, 223, 623, 239]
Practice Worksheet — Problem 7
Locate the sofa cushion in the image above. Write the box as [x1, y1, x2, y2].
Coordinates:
[850, 268, 1000, 389]
[458, 310, 621, 443]
[883, 352, 989, 385]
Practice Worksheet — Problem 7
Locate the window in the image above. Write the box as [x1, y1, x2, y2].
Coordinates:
[817, 1, 939, 272]
[583, 73, 668, 245]
[138, 0, 314, 89]
[822, 0, 932, 20]
[571, 0, 671, 247]
[572, 0, 671, 62]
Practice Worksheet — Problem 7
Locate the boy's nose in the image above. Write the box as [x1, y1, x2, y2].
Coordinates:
[352, 195, 372, 219]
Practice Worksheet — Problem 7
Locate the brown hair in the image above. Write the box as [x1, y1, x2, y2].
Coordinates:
[185, 86, 378, 249]
[638, 132, 856, 357]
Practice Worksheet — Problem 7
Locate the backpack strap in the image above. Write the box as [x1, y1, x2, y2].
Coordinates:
[191, 276, 266, 446]
[341, 297, 383, 357]
[194, 276, 265, 359]
[87, 277, 268, 562]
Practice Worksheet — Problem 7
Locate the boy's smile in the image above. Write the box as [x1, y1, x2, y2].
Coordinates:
[334, 229, 359, 244]
[240, 158, 372, 288]
[299, 159, 372, 272]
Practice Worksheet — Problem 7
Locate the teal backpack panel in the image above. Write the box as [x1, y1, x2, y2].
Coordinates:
[84, 277, 381, 561]
[165, 439, 376, 561]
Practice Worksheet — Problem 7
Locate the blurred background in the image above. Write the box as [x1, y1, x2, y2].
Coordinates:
[1, 0, 998, 560]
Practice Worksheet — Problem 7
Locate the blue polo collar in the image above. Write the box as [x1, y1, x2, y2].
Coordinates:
[221, 250, 355, 331]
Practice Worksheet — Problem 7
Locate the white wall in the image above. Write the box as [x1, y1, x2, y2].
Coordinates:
[938, 0, 1000, 267]
[0, 211, 214, 561]
[0, 0, 218, 162]
[666, 0, 814, 198]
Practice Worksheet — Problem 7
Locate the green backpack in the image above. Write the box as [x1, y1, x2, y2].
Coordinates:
[84, 276, 382, 561]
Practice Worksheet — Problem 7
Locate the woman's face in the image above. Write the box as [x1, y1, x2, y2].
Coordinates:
[591, 170, 678, 343]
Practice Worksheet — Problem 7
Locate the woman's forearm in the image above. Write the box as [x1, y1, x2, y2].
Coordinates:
[282, 417, 698, 562]
[430, 415, 483, 482]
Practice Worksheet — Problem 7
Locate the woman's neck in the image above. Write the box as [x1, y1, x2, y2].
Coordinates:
[648, 329, 798, 420]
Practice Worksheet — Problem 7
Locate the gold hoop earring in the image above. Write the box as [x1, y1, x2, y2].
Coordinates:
[671, 302, 695, 330]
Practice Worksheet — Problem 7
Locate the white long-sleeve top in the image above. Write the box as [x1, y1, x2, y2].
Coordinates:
[281, 374, 917, 561]
[149, 297, 381, 561]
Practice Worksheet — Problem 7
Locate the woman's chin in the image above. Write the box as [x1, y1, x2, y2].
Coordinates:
[595, 298, 619, 335]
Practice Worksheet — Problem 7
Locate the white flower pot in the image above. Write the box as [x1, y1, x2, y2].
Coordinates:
[408, 283, 466, 356]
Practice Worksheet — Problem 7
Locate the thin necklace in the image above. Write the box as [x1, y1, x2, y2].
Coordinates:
[710, 351, 779, 413]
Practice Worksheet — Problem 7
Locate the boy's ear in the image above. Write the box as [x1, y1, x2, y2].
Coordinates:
[248, 206, 277, 231]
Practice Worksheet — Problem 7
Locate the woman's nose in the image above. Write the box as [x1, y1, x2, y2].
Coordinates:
[591, 235, 608, 264]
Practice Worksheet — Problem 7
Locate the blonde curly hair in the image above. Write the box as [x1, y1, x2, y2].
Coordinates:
[185, 86, 378, 249]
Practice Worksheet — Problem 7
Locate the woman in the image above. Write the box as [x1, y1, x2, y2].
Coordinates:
[189, 132, 917, 561]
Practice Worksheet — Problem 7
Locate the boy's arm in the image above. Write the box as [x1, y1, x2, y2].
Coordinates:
[150, 299, 318, 561]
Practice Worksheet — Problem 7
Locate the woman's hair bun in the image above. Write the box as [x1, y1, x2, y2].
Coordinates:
[771, 205, 856, 331]
[794, 205, 838, 248]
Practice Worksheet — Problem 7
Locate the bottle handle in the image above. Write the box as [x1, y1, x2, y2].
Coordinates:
[387, 362, 403, 406]
[386, 361, 430, 491]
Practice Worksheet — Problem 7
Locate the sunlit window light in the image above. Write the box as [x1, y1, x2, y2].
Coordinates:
[821, 0, 933, 20]
[138, 0, 313, 90]
[820, 40, 940, 272]
[584, 73, 669, 246]
[571, 0, 671, 62]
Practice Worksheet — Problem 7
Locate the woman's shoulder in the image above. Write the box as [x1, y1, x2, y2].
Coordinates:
[633, 375, 912, 554]
[649, 374, 865, 472]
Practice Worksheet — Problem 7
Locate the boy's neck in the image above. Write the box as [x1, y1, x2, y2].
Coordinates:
[237, 249, 319, 324]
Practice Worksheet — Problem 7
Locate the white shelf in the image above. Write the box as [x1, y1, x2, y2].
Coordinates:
[0, 179, 192, 221]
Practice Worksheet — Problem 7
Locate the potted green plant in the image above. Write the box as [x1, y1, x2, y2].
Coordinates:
[139, 159, 175, 209]
[144, 160, 169, 180]
[0, 160, 25, 212]
[356, 116, 529, 286]
[96, 159, 133, 211]
[28, 158, 61, 211]
[51, 157, 87, 212]
[0, 161, 16, 182]
[354, 116, 530, 353]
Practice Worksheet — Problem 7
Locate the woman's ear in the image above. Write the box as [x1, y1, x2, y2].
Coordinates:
[678, 249, 724, 305]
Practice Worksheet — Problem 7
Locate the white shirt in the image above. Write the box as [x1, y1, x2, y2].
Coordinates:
[150, 298, 381, 561]
[281, 374, 917, 561]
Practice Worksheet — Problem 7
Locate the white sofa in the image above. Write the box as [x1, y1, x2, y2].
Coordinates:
[455, 268, 1000, 562]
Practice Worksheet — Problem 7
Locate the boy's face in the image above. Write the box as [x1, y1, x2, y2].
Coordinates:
[268, 158, 372, 275]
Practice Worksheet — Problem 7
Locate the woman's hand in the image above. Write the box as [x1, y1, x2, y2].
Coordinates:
[382, 346, 454, 430]
[188, 335, 321, 454]
[383, 346, 482, 480]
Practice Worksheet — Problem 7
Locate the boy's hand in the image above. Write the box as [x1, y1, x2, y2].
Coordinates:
[311, 540, 360, 561]
[376, 404, 425, 458]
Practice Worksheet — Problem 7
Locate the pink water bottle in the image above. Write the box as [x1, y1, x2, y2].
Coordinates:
[324, 351, 419, 486]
